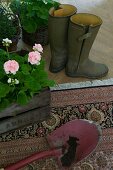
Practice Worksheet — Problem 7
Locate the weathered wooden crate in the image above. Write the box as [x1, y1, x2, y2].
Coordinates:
[0, 88, 51, 134]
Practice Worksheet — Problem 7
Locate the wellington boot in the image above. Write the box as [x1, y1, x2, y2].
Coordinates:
[66, 13, 108, 78]
[48, 4, 77, 73]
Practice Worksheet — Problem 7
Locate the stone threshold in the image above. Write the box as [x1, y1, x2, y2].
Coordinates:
[51, 78, 113, 91]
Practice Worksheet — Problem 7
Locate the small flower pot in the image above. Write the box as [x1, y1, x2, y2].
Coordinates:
[0, 88, 51, 134]
[22, 26, 49, 46]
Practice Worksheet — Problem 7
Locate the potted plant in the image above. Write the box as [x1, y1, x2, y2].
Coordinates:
[0, 4, 20, 51]
[0, 38, 55, 134]
[10, 0, 60, 46]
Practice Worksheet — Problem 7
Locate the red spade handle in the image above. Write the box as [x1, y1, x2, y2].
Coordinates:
[4, 148, 62, 170]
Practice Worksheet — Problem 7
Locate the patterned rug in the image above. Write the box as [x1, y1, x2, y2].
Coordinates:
[0, 81, 113, 170]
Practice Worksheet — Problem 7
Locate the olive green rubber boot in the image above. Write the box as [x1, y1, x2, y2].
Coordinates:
[66, 13, 108, 78]
[48, 4, 77, 73]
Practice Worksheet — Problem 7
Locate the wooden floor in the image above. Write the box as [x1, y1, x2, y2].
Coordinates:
[22, 0, 113, 84]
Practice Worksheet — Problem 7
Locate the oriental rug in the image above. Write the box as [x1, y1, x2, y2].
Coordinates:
[0, 79, 113, 170]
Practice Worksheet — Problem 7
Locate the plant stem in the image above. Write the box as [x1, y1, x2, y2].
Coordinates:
[6, 46, 10, 59]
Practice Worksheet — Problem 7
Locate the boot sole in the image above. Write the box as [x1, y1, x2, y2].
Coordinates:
[66, 70, 109, 79]
[49, 65, 65, 73]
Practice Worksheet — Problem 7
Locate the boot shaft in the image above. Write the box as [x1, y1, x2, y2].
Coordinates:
[49, 4, 77, 49]
[68, 13, 102, 64]
[66, 13, 108, 78]
[48, 4, 77, 72]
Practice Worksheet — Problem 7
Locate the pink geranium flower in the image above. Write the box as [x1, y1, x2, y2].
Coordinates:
[4, 60, 19, 74]
[33, 44, 43, 53]
[28, 51, 41, 65]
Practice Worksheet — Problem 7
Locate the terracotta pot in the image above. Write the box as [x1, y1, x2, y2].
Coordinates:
[0, 88, 51, 134]
[22, 26, 49, 46]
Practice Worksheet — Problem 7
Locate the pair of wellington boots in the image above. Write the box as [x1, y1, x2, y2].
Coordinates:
[48, 4, 108, 78]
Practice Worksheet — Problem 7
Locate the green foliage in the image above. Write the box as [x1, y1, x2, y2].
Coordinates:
[0, 48, 55, 110]
[0, 5, 18, 41]
[0, 82, 10, 98]
[17, 90, 28, 105]
[10, 0, 60, 33]
[0, 98, 10, 111]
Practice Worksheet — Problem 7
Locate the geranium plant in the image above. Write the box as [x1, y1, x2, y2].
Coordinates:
[0, 38, 55, 111]
[10, 0, 60, 33]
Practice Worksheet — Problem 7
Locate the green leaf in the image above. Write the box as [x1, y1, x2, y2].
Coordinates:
[38, 70, 48, 79]
[16, 72, 25, 82]
[40, 79, 55, 88]
[31, 69, 39, 79]
[0, 63, 5, 80]
[0, 49, 7, 56]
[10, 53, 25, 63]
[21, 64, 31, 75]
[10, 0, 21, 15]
[37, 59, 45, 70]
[46, 80, 56, 87]
[23, 18, 37, 33]
[17, 90, 28, 105]
[0, 83, 10, 98]
[24, 76, 41, 91]
[0, 98, 10, 111]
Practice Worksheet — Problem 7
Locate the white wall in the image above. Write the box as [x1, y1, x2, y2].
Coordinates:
[56, 0, 106, 12]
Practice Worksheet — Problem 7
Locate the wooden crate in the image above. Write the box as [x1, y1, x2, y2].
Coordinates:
[0, 88, 51, 134]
